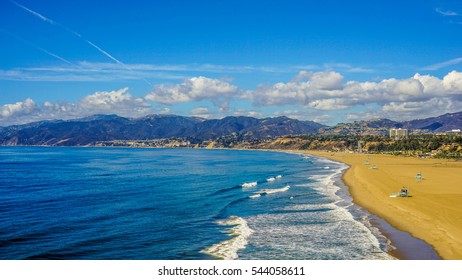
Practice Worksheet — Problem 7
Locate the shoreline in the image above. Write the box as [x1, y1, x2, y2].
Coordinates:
[331, 166, 440, 260]
[301, 151, 462, 260]
[298, 151, 440, 260]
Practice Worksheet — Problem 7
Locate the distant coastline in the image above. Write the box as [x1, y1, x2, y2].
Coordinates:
[1, 112, 462, 160]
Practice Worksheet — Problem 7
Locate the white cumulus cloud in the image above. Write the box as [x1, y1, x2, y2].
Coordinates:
[381, 97, 462, 120]
[1, 98, 38, 119]
[0, 88, 152, 126]
[255, 71, 460, 108]
[145, 76, 241, 104]
[293, 71, 344, 90]
[79, 87, 150, 114]
[442, 70, 462, 92]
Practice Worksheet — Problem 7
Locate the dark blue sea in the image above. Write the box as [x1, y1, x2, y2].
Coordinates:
[0, 147, 393, 260]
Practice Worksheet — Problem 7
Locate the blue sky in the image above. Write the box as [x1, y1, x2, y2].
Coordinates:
[1, 0, 462, 126]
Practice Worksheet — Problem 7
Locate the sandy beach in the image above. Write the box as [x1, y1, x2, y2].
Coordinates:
[302, 151, 462, 260]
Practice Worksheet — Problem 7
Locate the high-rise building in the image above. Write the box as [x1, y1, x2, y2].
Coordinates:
[389, 128, 409, 139]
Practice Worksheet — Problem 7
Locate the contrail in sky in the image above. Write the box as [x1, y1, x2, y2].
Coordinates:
[9, 0, 54, 23]
[10, 0, 84, 38]
[9, 0, 152, 86]
[0, 28, 76, 66]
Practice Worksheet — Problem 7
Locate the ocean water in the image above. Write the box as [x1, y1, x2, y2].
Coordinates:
[0, 147, 393, 260]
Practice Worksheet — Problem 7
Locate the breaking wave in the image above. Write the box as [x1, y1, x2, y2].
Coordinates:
[260, 185, 290, 195]
[238, 155, 394, 260]
[201, 216, 253, 260]
[241, 181, 258, 188]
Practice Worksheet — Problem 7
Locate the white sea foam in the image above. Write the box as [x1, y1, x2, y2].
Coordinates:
[242, 203, 394, 260]
[308, 163, 348, 200]
[238, 155, 393, 260]
[275, 175, 282, 179]
[282, 202, 337, 212]
[241, 181, 257, 188]
[201, 216, 253, 260]
[249, 193, 261, 199]
[260, 185, 290, 195]
[266, 177, 276, 182]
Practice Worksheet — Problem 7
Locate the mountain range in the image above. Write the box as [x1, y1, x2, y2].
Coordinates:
[1, 111, 461, 146]
[320, 112, 462, 136]
[0, 114, 325, 146]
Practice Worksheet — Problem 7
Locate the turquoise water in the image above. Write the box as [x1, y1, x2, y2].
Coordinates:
[0, 147, 393, 259]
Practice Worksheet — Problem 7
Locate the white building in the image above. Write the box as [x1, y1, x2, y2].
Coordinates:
[390, 128, 409, 139]
[447, 129, 461, 135]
